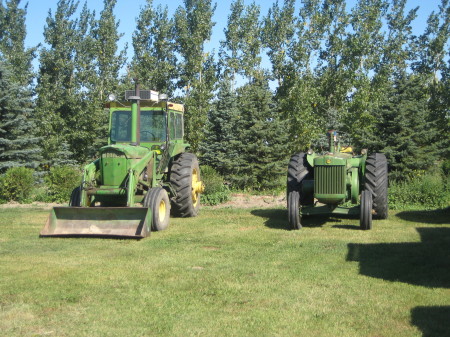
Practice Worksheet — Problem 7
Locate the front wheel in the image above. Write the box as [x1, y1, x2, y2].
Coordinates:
[360, 190, 373, 230]
[69, 186, 81, 206]
[143, 187, 171, 231]
[288, 191, 302, 230]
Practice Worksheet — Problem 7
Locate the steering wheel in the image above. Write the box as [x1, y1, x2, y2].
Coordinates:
[141, 131, 156, 140]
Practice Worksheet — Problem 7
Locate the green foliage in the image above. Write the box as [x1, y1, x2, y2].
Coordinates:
[0, 0, 36, 86]
[0, 166, 34, 202]
[43, 166, 81, 203]
[442, 158, 450, 177]
[0, 60, 42, 173]
[131, 1, 177, 96]
[200, 165, 231, 206]
[389, 171, 450, 210]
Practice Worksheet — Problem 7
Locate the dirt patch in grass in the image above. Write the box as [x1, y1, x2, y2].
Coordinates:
[209, 193, 285, 209]
[0, 193, 285, 210]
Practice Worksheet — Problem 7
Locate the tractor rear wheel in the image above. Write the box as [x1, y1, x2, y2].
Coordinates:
[287, 153, 312, 229]
[365, 153, 388, 219]
[360, 190, 373, 230]
[170, 153, 202, 217]
[69, 186, 81, 207]
[144, 187, 170, 231]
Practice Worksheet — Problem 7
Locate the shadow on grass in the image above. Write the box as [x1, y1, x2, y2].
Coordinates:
[251, 209, 360, 230]
[251, 209, 290, 230]
[411, 306, 450, 337]
[396, 208, 450, 225]
[347, 227, 450, 288]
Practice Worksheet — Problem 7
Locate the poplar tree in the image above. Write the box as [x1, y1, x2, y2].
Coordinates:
[412, 0, 450, 157]
[35, 0, 79, 166]
[261, 0, 296, 88]
[0, 0, 36, 86]
[344, 0, 388, 148]
[131, 0, 177, 96]
[281, 0, 329, 152]
[174, 0, 216, 152]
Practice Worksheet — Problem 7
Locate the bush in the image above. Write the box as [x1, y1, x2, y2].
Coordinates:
[0, 167, 35, 203]
[389, 171, 450, 210]
[201, 165, 231, 206]
[44, 166, 81, 203]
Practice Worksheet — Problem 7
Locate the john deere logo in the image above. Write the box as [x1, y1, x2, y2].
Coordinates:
[326, 159, 332, 164]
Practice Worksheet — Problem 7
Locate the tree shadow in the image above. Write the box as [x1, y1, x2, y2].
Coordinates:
[411, 306, 450, 337]
[396, 208, 450, 225]
[347, 227, 450, 288]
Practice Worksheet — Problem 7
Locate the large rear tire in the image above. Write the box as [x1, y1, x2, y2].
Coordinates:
[143, 187, 171, 231]
[69, 186, 81, 207]
[365, 153, 388, 219]
[287, 153, 312, 229]
[170, 153, 202, 217]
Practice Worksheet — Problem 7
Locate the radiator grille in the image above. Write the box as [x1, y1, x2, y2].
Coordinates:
[314, 165, 346, 195]
[101, 150, 125, 159]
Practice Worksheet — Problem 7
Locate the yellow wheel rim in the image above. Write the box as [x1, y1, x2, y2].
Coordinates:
[191, 167, 205, 208]
[158, 199, 166, 223]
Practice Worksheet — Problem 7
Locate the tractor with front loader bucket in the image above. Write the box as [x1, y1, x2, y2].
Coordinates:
[40, 83, 204, 238]
[287, 130, 388, 230]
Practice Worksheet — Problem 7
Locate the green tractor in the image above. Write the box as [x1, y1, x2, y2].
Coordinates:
[41, 83, 204, 238]
[287, 130, 388, 230]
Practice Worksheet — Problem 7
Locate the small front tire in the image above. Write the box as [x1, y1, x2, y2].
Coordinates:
[360, 190, 373, 230]
[288, 190, 302, 230]
[143, 187, 171, 231]
[69, 186, 81, 207]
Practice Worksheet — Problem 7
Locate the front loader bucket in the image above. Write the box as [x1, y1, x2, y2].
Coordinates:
[40, 207, 151, 239]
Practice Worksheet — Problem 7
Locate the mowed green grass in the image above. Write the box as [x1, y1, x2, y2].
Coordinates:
[0, 206, 449, 337]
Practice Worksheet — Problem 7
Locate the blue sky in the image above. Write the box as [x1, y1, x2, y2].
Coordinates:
[24, 0, 442, 64]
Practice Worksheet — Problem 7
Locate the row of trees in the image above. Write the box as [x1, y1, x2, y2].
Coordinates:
[0, 0, 449, 190]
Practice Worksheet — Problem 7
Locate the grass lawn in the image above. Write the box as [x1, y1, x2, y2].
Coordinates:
[0, 205, 449, 336]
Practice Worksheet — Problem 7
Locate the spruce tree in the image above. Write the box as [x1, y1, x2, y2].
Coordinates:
[200, 78, 240, 177]
[372, 75, 438, 181]
[0, 60, 41, 173]
[234, 77, 288, 190]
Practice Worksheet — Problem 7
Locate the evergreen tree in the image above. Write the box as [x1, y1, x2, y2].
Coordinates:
[0, 60, 41, 173]
[0, 0, 36, 86]
[200, 78, 240, 177]
[372, 75, 438, 181]
[131, 0, 177, 96]
[233, 78, 288, 190]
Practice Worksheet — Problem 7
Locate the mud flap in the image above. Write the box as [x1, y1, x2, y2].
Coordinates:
[40, 207, 151, 238]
